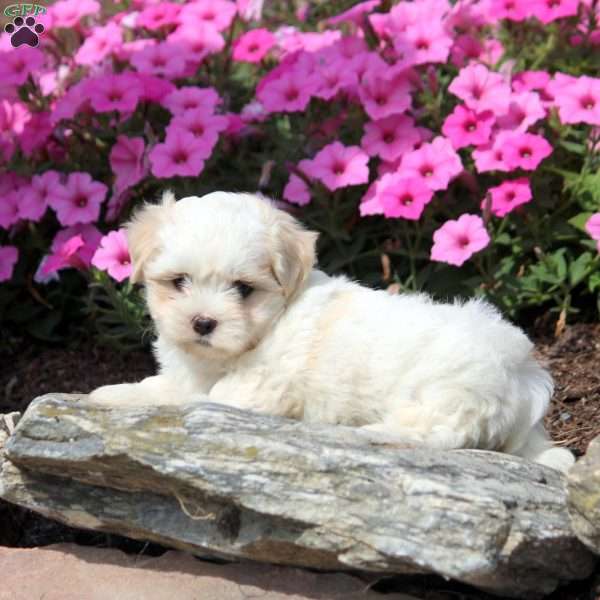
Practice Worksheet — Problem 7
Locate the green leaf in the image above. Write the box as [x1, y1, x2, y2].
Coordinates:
[568, 212, 594, 233]
[569, 252, 592, 287]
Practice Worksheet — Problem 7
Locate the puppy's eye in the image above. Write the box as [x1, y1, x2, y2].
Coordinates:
[234, 280, 254, 299]
[171, 275, 188, 291]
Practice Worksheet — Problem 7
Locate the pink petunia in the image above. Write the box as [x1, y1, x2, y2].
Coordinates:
[167, 109, 228, 154]
[283, 174, 311, 206]
[237, 0, 265, 21]
[398, 21, 453, 66]
[361, 114, 421, 162]
[233, 29, 275, 63]
[431, 214, 490, 267]
[529, 0, 580, 23]
[487, 0, 532, 21]
[18, 112, 53, 157]
[49, 0, 99, 27]
[136, 74, 177, 103]
[258, 73, 316, 113]
[110, 136, 146, 194]
[359, 73, 412, 120]
[379, 176, 433, 220]
[75, 22, 122, 66]
[0, 245, 18, 282]
[137, 2, 182, 30]
[302, 142, 369, 191]
[585, 214, 600, 249]
[87, 73, 144, 114]
[313, 61, 358, 101]
[91, 229, 132, 282]
[502, 132, 553, 171]
[130, 42, 187, 79]
[497, 91, 546, 131]
[42, 235, 87, 276]
[49, 172, 108, 226]
[486, 178, 533, 217]
[554, 76, 600, 126]
[449, 64, 511, 114]
[473, 133, 511, 173]
[161, 86, 221, 115]
[442, 105, 495, 149]
[0, 192, 20, 230]
[512, 71, 552, 94]
[51, 224, 103, 267]
[20, 171, 62, 222]
[327, 0, 380, 26]
[400, 136, 463, 191]
[0, 47, 45, 88]
[178, 0, 237, 32]
[50, 79, 93, 125]
[168, 23, 225, 64]
[149, 129, 208, 178]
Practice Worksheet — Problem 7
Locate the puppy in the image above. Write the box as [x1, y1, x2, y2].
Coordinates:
[90, 191, 574, 472]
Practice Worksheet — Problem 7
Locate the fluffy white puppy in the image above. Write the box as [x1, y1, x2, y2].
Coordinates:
[91, 191, 574, 472]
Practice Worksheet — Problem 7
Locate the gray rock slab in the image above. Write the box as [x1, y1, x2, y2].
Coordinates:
[0, 394, 595, 598]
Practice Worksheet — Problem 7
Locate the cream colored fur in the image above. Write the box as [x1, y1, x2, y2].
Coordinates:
[90, 191, 574, 473]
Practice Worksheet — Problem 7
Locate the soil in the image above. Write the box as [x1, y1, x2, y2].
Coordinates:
[0, 324, 599, 600]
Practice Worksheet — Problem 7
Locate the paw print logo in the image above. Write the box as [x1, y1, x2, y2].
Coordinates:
[4, 16, 45, 48]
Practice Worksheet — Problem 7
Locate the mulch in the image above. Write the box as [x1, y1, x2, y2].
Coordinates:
[0, 323, 599, 599]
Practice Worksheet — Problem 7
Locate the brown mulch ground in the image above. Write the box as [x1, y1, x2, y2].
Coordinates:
[0, 324, 599, 600]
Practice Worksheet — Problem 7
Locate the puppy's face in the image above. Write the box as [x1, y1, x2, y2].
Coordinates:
[127, 192, 317, 360]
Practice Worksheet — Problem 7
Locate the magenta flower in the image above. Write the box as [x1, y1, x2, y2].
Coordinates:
[313, 61, 358, 101]
[379, 176, 433, 220]
[136, 74, 176, 103]
[19, 112, 53, 157]
[359, 73, 412, 120]
[442, 105, 495, 149]
[110, 136, 146, 195]
[0, 245, 18, 282]
[49, 0, 99, 28]
[161, 87, 221, 116]
[42, 235, 87, 276]
[88, 73, 144, 114]
[512, 71, 552, 94]
[233, 29, 275, 63]
[400, 136, 463, 191]
[51, 224, 103, 268]
[502, 132, 553, 171]
[585, 214, 600, 249]
[449, 64, 511, 114]
[168, 24, 225, 64]
[529, 0, 579, 23]
[149, 129, 208, 178]
[284, 174, 311, 206]
[178, 0, 237, 32]
[21, 171, 62, 222]
[554, 76, 600, 126]
[361, 114, 421, 162]
[167, 109, 228, 154]
[75, 22, 122, 66]
[327, 0, 380, 25]
[131, 42, 187, 79]
[487, 178, 533, 217]
[302, 142, 369, 191]
[258, 73, 316, 113]
[473, 135, 510, 173]
[400, 21, 453, 66]
[0, 192, 20, 230]
[431, 214, 490, 267]
[91, 229, 132, 282]
[488, 0, 531, 21]
[0, 47, 45, 88]
[49, 172, 108, 226]
[137, 2, 182, 30]
[497, 91, 546, 131]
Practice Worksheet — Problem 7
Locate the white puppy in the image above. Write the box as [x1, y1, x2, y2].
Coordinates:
[91, 191, 574, 472]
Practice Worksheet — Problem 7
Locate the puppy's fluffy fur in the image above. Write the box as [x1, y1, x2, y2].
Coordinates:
[91, 191, 574, 472]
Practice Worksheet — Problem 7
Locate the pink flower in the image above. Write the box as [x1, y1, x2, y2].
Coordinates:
[529, 0, 579, 23]
[168, 23, 225, 63]
[178, 0, 237, 32]
[167, 109, 228, 153]
[110, 136, 146, 194]
[161, 87, 221, 115]
[379, 176, 433, 220]
[431, 214, 490, 267]
[91, 229, 132, 282]
[21, 171, 62, 222]
[512, 71, 552, 94]
[149, 129, 208, 178]
[0, 192, 19, 229]
[554, 76, 600, 126]
[486, 178, 533, 217]
[51, 224, 103, 268]
[313, 61, 358, 101]
[400, 137, 463, 191]
[88, 73, 144, 113]
[137, 2, 182, 30]
[302, 142, 369, 191]
[449, 64, 511, 114]
[398, 21, 453, 66]
[497, 91, 546, 131]
[18, 112, 53, 157]
[284, 174, 311, 206]
[233, 29, 275, 63]
[137, 74, 177, 103]
[131, 42, 187, 79]
[258, 74, 315, 113]
[49, 0, 99, 28]
[237, 0, 265, 21]
[442, 105, 495, 149]
[75, 22, 122, 66]
[42, 235, 87, 276]
[361, 114, 421, 161]
[327, 0, 380, 26]
[0, 47, 45, 88]
[0, 245, 18, 282]
[488, 0, 532, 21]
[473, 135, 510, 173]
[359, 73, 412, 120]
[585, 214, 600, 246]
[50, 79, 93, 125]
[49, 172, 108, 226]
[502, 132, 553, 171]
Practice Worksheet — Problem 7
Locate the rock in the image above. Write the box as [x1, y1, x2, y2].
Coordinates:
[568, 435, 600, 554]
[0, 394, 595, 598]
[0, 544, 416, 600]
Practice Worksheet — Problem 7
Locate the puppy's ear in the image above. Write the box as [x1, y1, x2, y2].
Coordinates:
[127, 191, 176, 283]
[270, 210, 318, 300]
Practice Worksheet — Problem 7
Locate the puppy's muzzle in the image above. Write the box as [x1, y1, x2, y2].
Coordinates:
[192, 316, 218, 336]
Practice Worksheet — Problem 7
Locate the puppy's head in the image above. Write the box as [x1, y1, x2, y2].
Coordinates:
[127, 191, 317, 359]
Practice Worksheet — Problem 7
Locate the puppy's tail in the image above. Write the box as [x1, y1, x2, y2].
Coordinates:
[512, 423, 575, 472]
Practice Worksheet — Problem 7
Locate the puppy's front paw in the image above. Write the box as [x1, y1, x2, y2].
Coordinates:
[89, 383, 144, 406]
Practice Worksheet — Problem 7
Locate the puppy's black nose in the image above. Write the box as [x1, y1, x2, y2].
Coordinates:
[193, 317, 218, 336]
